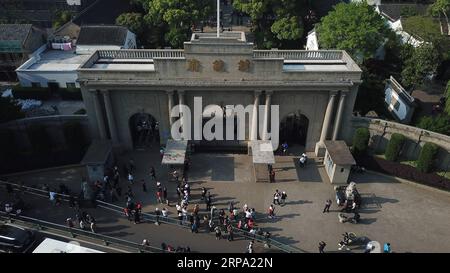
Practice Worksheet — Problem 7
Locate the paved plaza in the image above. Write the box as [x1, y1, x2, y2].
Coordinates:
[3, 147, 450, 253]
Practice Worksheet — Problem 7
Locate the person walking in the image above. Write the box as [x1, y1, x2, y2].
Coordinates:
[215, 226, 222, 240]
[163, 187, 168, 205]
[384, 243, 391, 253]
[227, 224, 234, 241]
[156, 189, 163, 204]
[269, 170, 276, 183]
[319, 241, 326, 253]
[206, 194, 212, 211]
[90, 222, 97, 233]
[142, 179, 147, 193]
[268, 204, 275, 218]
[155, 208, 161, 225]
[201, 187, 207, 201]
[281, 141, 288, 155]
[273, 190, 280, 205]
[280, 191, 287, 206]
[128, 172, 134, 185]
[228, 201, 234, 213]
[323, 199, 332, 213]
[150, 166, 156, 181]
[247, 241, 254, 253]
[299, 156, 306, 168]
[134, 209, 140, 224]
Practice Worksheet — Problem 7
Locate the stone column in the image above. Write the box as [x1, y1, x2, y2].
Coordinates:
[102, 90, 119, 145]
[91, 90, 107, 139]
[332, 93, 347, 140]
[167, 90, 174, 126]
[250, 91, 261, 141]
[262, 91, 272, 140]
[315, 92, 337, 156]
[178, 90, 186, 137]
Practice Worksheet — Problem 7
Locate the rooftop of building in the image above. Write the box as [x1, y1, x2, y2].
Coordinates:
[77, 25, 130, 46]
[16, 48, 91, 72]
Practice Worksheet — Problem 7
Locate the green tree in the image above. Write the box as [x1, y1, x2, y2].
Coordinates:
[444, 80, 450, 114]
[141, 0, 212, 48]
[385, 133, 406, 161]
[0, 96, 24, 124]
[401, 43, 440, 89]
[352, 128, 370, 155]
[416, 142, 439, 173]
[429, 0, 450, 36]
[53, 10, 72, 29]
[116, 13, 145, 35]
[233, 0, 306, 49]
[315, 2, 391, 63]
[416, 114, 450, 135]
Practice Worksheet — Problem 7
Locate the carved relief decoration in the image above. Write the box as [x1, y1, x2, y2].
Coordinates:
[213, 59, 224, 72]
[187, 59, 200, 72]
[238, 59, 250, 71]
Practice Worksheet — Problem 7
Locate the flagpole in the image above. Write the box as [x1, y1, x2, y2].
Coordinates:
[217, 0, 220, 37]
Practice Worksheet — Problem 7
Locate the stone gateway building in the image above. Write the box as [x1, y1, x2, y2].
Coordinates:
[77, 32, 362, 155]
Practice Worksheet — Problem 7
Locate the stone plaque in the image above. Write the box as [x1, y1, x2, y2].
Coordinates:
[213, 59, 224, 72]
[187, 59, 200, 72]
[238, 59, 250, 71]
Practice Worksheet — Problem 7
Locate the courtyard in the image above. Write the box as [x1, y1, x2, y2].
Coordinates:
[3, 146, 450, 253]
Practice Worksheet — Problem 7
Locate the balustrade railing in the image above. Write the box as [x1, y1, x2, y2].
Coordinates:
[97, 49, 185, 59]
[253, 50, 343, 60]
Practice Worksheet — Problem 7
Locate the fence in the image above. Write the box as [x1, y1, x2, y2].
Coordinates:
[0, 180, 304, 253]
[97, 49, 185, 59]
[253, 50, 343, 60]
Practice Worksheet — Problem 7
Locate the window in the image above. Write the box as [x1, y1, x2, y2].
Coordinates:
[31, 82, 41, 88]
[66, 83, 76, 89]
[394, 100, 401, 111]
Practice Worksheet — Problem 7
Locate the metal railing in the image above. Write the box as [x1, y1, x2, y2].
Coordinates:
[0, 211, 160, 253]
[253, 50, 343, 60]
[97, 49, 185, 59]
[0, 181, 304, 253]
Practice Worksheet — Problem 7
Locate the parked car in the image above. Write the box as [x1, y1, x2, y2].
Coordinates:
[0, 224, 36, 253]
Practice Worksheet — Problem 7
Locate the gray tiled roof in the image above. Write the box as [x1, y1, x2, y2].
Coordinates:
[0, 24, 32, 42]
[378, 4, 429, 21]
[76, 25, 128, 46]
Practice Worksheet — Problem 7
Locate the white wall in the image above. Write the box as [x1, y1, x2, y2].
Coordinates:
[17, 70, 80, 88]
[76, 45, 121, 55]
[384, 85, 411, 123]
[124, 31, 137, 49]
[306, 31, 319, 50]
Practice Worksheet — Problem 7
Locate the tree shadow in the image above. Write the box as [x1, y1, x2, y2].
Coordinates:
[358, 218, 377, 225]
[284, 200, 313, 205]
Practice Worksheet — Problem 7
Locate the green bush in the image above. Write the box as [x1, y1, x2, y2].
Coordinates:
[63, 121, 88, 151]
[73, 108, 86, 115]
[12, 85, 51, 100]
[352, 127, 370, 155]
[416, 142, 439, 173]
[27, 124, 52, 154]
[385, 133, 406, 161]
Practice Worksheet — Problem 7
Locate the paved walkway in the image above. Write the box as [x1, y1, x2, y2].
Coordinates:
[4, 148, 450, 253]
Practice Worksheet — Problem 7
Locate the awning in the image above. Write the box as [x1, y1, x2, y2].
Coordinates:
[161, 139, 188, 165]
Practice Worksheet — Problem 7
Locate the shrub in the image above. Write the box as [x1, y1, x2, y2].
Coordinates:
[352, 127, 370, 155]
[63, 121, 88, 151]
[385, 133, 406, 161]
[12, 85, 51, 100]
[27, 124, 52, 154]
[73, 108, 86, 115]
[416, 143, 439, 173]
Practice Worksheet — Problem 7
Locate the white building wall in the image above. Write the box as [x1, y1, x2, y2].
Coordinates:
[124, 31, 137, 49]
[76, 45, 122, 55]
[17, 70, 80, 88]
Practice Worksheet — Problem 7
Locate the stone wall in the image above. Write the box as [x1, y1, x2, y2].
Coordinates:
[0, 115, 91, 153]
[348, 117, 450, 170]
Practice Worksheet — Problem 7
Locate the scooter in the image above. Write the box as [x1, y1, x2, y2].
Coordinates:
[338, 212, 360, 224]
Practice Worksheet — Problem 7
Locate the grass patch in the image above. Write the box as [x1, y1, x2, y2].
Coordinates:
[437, 171, 450, 180]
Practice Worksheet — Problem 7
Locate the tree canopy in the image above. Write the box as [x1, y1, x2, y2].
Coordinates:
[141, 0, 212, 48]
[315, 2, 391, 63]
[401, 43, 440, 88]
[116, 12, 145, 36]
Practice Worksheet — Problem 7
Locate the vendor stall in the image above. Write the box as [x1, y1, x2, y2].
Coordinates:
[251, 140, 275, 183]
[323, 140, 356, 184]
[161, 140, 188, 182]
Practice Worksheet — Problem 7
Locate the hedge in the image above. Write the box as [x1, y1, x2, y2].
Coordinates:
[355, 154, 450, 191]
[416, 143, 439, 173]
[352, 127, 370, 155]
[385, 133, 406, 161]
[12, 85, 51, 100]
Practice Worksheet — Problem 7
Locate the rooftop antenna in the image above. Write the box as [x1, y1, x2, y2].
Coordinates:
[217, 0, 220, 37]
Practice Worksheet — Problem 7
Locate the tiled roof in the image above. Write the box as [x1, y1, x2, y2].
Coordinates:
[77, 25, 129, 45]
[378, 4, 429, 21]
[0, 24, 32, 42]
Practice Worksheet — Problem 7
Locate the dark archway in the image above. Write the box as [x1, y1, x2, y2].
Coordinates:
[129, 113, 159, 149]
[280, 112, 309, 146]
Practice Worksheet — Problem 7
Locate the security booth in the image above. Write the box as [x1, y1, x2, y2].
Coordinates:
[323, 140, 356, 184]
[161, 139, 188, 182]
[251, 140, 275, 183]
[81, 139, 114, 184]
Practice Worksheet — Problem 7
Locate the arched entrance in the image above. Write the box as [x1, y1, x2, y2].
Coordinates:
[129, 113, 159, 149]
[280, 112, 309, 146]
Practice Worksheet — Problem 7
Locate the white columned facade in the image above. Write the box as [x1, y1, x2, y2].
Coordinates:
[91, 90, 107, 139]
[178, 90, 186, 138]
[315, 92, 337, 156]
[332, 93, 347, 140]
[101, 90, 119, 145]
[262, 91, 272, 140]
[167, 90, 174, 126]
[250, 91, 261, 141]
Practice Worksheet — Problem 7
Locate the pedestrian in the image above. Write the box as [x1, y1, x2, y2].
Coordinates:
[156, 181, 161, 190]
[79, 219, 85, 230]
[280, 191, 287, 206]
[201, 187, 207, 201]
[49, 190, 57, 206]
[156, 189, 162, 204]
[267, 164, 273, 173]
[247, 241, 254, 253]
[155, 208, 161, 225]
[172, 170, 179, 183]
[191, 221, 198, 233]
[302, 153, 308, 165]
[299, 156, 306, 168]
[176, 185, 181, 199]
[142, 239, 150, 250]
[215, 226, 222, 240]
[163, 187, 168, 205]
[209, 219, 215, 232]
[162, 207, 168, 217]
[134, 209, 140, 224]
[269, 170, 276, 183]
[273, 190, 280, 205]
[384, 243, 391, 253]
[150, 166, 156, 181]
[281, 141, 288, 155]
[227, 224, 234, 241]
[319, 241, 326, 253]
[142, 179, 147, 192]
[268, 204, 275, 218]
[228, 201, 234, 213]
[323, 199, 332, 213]
[90, 222, 96, 233]
[206, 195, 212, 211]
[128, 172, 134, 185]
[178, 211, 183, 225]
[66, 218, 74, 228]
